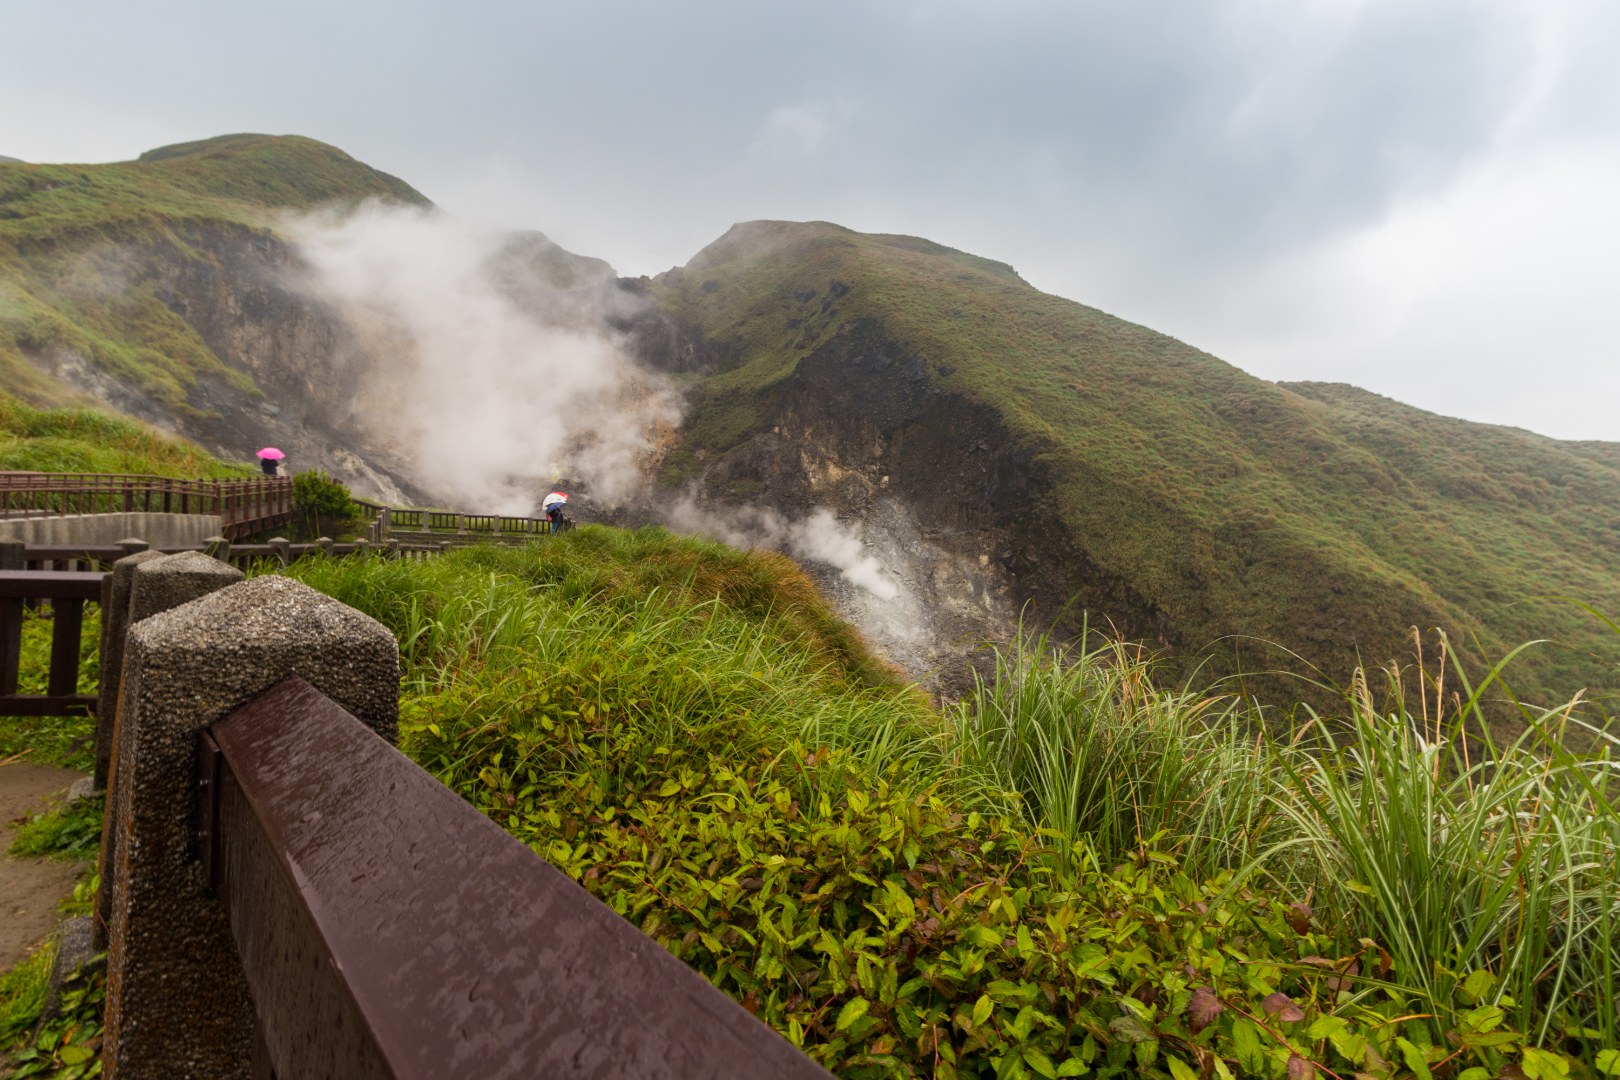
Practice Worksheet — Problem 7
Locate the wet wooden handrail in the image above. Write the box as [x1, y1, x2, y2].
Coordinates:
[197, 676, 830, 1079]
[0, 472, 293, 540]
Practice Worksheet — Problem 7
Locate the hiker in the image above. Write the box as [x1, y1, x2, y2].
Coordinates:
[543, 491, 568, 532]
[256, 447, 285, 476]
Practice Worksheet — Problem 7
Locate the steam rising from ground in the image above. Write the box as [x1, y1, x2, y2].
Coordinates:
[666, 500, 899, 600]
[286, 202, 677, 514]
[285, 201, 901, 603]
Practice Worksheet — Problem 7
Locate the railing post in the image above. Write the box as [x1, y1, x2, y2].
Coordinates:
[269, 537, 290, 567]
[204, 535, 232, 565]
[0, 540, 22, 572]
[96, 553, 244, 914]
[316, 536, 333, 557]
[100, 575, 398, 1078]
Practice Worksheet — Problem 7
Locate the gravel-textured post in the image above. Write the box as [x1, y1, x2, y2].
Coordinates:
[100, 574, 399, 1078]
[96, 553, 245, 948]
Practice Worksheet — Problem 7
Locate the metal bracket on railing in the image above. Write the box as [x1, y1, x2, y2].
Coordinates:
[195, 729, 223, 891]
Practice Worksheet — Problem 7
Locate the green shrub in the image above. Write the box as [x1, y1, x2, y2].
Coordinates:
[285, 538, 1610, 1077]
[290, 468, 363, 538]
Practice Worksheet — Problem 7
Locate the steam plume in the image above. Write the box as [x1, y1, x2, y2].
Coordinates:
[286, 201, 677, 514]
[665, 499, 900, 600]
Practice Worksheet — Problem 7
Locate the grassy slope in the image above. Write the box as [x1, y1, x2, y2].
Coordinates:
[283, 541, 1613, 1075]
[0, 134, 428, 410]
[0, 388, 253, 477]
[652, 221, 1620, 705]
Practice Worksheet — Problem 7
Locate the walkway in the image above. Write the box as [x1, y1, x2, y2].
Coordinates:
[0, 764, 86, 972]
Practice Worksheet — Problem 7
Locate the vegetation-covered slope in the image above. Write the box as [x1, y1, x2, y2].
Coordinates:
[280, 537, 1613, 1077]
[642, 221, 1620, 708]
[0, 389, 252, 477]
[0, 133, 428, 411]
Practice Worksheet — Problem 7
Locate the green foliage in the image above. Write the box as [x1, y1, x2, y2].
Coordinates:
[287, 535, 1611, 1077]
[9, 795, 104, 861]
[947, 617, 1278, 879]
[0, 390, 250, 477]
[652, 222, 1620, 714]
[3, 955, 105, 1079]
[290, 468, 363, 539]
[0, 605, 99, 770]
[0, 944, 53, 1048]
[0, 134, 426, 414]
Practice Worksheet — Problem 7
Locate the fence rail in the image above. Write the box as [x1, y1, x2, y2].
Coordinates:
[0, 568, 103, 716]
[0, 471, 293, 540]
[352, 499, 560, 543]
[193, 675, 827, 1079]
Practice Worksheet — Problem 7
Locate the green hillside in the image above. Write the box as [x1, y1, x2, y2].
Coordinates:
[0, 389, 251, 477]
[0, 134, 428, 410]
[649, 221, 1620, 708]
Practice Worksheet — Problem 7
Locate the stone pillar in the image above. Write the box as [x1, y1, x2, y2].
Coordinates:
[268, 537, 290, 566]
[203, 535, 232, 566]
[92, 550, 168, 793]
[100, 574, 399, 1079]
[97, 553, 245, 956]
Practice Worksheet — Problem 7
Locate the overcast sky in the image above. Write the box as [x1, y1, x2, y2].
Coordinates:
[4, 1, 1617, 441]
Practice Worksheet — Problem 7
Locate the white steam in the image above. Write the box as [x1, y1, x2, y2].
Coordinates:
[285, 202, 678, 514]
[665, 499, 900, 600]
[281, 201, 899, 603]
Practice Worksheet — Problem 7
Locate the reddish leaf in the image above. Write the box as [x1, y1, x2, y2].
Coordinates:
[1286, 902, 1313, 935]
[1261, 992, 1305, 1022]
[1187, 986, 1224, 1033]
[1286, 1053, 1316, 1080]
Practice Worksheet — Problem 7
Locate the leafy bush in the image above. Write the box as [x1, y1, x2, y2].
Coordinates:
[9, 795, 105, 861]
[290, 468, 363, 539]
[287, 538, 1612, 1077]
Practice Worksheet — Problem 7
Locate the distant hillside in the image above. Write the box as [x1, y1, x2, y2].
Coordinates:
[0, 134, 445, 497]
[631, 220, 1620, 708]
[0, 388, 249, 477]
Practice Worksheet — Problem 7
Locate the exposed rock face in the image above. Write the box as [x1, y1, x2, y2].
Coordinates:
[627, 313, 1165, 693]
[20, 220, 423, 504]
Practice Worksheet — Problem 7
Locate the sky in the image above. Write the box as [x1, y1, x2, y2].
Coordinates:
[4, 0, 1618, 441]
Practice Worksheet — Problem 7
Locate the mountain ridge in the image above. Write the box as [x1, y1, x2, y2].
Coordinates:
[3, 137, 1616, 708]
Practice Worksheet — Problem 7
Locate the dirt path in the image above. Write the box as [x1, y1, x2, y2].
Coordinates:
[0, 764, 88, 973]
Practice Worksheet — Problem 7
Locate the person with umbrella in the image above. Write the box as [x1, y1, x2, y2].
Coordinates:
[542, 491, 569, 533]
[257, 447, 286, 477]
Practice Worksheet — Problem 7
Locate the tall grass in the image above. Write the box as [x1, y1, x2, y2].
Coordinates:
[946, 615, 1618, 1058]
[281, 530, 954, 792]
[283, 538, 1616, 1064]
[945, 617, 1281, 878]
[1272, 646, 1619, 1050]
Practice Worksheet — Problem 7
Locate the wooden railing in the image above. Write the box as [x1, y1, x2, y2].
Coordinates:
[0, 471, 293, 540]
[194, 676, 829, 1078]
[354, 500, 562, 541]
[0, 568, 103, 717]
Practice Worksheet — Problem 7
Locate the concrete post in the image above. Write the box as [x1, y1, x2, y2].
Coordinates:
[268, 537, 290, 566]
[117, 538, 150, 558]
[100, 575, 399, 1079]
[203, 535, 232, 566]
[0, 539, 23, 571]
[95, 553, 245, 949]
[92, 550, 168, 793]
[316, 536, 334, 556]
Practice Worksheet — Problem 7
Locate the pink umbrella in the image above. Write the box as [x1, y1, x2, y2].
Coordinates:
[256, 447, 286, 460]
